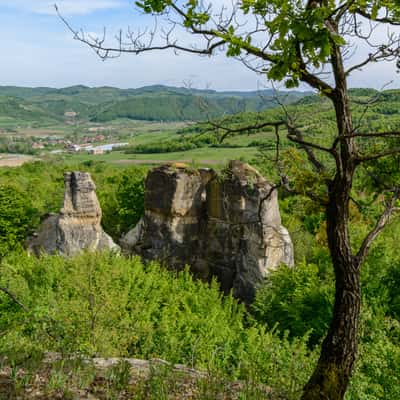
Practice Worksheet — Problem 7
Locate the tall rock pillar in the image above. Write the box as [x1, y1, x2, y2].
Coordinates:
[29, 172, 118, 256]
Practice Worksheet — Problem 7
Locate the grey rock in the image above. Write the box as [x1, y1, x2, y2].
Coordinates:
[29, 172, 119, 256]
[125, 164, 206, 275]
[205, 161, 294, 301]
[123, 161, 294, 303]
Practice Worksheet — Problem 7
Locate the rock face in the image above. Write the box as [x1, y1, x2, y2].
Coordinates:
[122, 161, 294, 302]
[29, 172, 118, 256]
[122, 165, 206, 273]
[205, 161, 294, 300]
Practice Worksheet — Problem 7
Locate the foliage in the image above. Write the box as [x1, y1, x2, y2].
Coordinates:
[125, 132, 219, 154]
[0, 156, 399, 397]
[0, 161, 147, 243]
[121, 89, 400, 158]
[0, 184, 38, 258]
[253, 263, 334, 347]
[135, 2, 398, 89]
[0, 242, 399, 398]
[347, 309, 400, 400]
[111, 168, 146, 236]
[0, 250, 315, 398]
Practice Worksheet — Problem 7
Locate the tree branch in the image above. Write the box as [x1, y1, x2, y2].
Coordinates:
[355, 9, 400, 26]
[55, 4, 226, 58]
[0, 286, 29, 312]
[286, 125, 331, 173]
[346, 46, 400, 76]
[208, 119, 285, 143]
[356, 147, 400, 163]
[356, 190, 400, 266]
[294, 42, 336, 98]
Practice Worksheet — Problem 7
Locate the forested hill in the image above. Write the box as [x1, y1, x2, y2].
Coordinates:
[0, 84, 310, 124]
[1, 85, 398, 126]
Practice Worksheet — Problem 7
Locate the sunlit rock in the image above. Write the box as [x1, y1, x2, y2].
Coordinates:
[29, 172, 118, 256]
[122, 161, 294, 302]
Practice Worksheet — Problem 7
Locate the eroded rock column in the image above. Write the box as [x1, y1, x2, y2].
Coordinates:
[29, 172, 118, 256]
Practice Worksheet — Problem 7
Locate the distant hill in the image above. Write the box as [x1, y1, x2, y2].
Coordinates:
[0, 85, 311, 124]
[1, 85, 397, 126]
[0, 95, 61, 126]
[181, 88, 400, 139]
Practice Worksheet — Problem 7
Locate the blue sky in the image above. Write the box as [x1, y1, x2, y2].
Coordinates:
[0, 0, 399, 91]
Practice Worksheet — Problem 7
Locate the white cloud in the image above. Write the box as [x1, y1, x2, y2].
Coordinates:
[1, 0, 124, 15]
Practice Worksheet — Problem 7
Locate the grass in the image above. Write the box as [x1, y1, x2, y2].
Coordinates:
[1, 357, 277, 400]
[58, 146, 260, 167]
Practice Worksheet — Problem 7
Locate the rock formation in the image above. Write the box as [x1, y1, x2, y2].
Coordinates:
[120, 164, 207, 274]
[29, 172, 118, 256]
[122, 161, 294, 302]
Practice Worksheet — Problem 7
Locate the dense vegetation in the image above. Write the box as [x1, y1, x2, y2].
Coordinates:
[0, 155, 398, 398]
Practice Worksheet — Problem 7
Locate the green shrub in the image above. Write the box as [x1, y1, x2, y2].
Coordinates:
[0, 184, 38, 258]
[0, 250, 315, 398]
[252, 263, 334, 346]
[347, 309, 400, 400]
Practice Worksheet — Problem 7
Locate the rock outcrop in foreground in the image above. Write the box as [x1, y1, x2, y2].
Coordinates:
[122, 161, 294, 302]
[29, 172, 118, 256]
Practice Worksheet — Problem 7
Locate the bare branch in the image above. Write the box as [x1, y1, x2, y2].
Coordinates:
[286, 125, 332, 173]
[346, 43, 400, 76]
[331, 131, 400, 151]
[347, 131, 400, 139]
[210, 119, 285, 143]
[355, 9, 400, 26]
[356, 190, 400, 266]
[356, 147, 400, 163]
[0, 286, 29, 312]
[55, 4, 226, 57]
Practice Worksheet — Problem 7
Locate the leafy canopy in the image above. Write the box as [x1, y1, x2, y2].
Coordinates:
[0, 185, 37, 258]
[136, 1, 400, 88]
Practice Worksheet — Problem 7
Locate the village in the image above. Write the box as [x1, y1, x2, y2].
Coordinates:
[8, 123, 130, 155]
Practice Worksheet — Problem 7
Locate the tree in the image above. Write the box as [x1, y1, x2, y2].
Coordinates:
[0, 184, 37, 258]
[58, 1, 400, 398]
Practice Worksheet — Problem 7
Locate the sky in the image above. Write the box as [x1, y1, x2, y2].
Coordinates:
[0, 0, 399, 91]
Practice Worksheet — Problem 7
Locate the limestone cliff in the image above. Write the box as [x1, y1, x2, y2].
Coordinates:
[122, 161, 294, 302]
[29, 172, 118, 256]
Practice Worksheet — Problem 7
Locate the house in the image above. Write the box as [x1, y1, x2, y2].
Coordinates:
[64, 111, 77, 118]
[67, 144, 81, 153]
[88, 148, 105, 155]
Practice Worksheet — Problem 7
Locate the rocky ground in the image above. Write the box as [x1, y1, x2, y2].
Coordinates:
[0, 355, 275, 400]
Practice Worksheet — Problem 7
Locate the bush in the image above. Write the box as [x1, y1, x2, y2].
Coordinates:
[0, 184, 38, 258]
[347, 309, 400, 400]
[98, 167, 146, 238]
[252, 263, 334, 346]
[0, 250, 315, 398]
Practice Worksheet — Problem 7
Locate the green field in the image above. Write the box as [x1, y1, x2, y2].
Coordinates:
[56, 146, 260, 167]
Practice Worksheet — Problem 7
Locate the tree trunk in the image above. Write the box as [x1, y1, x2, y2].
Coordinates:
[302, 69, 361, 398]
[302, 177, 361, 399]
